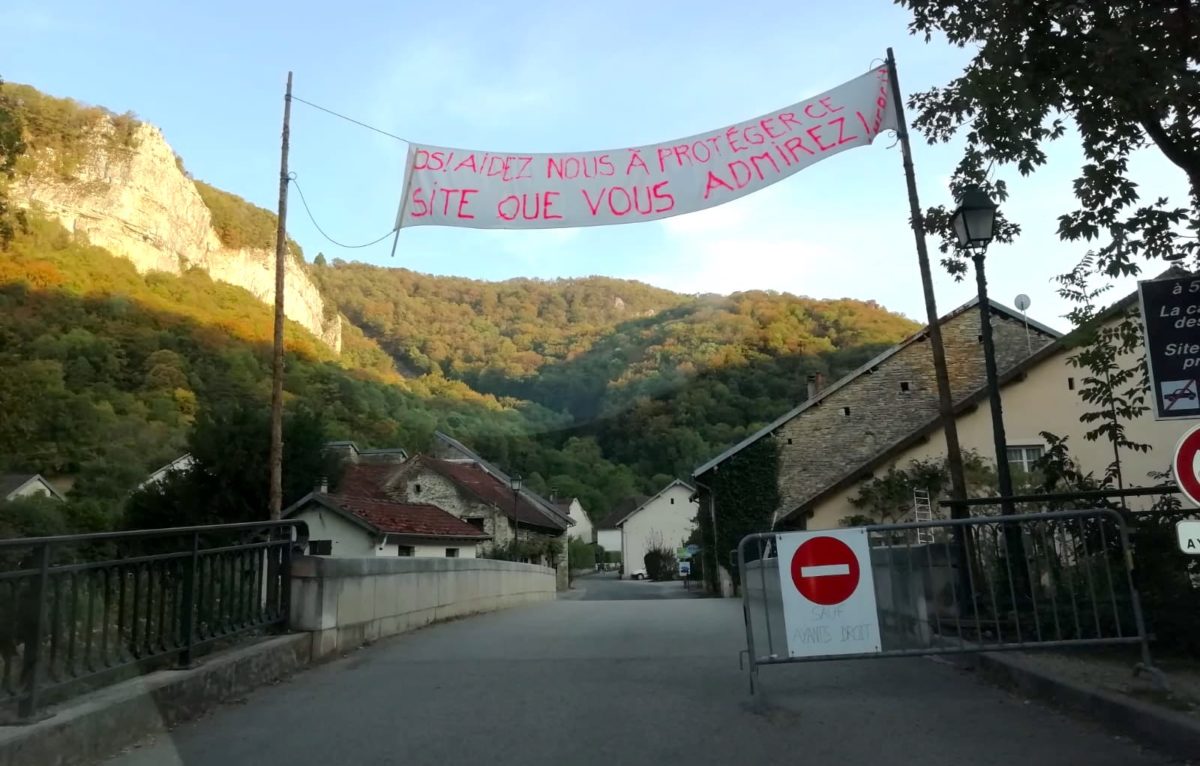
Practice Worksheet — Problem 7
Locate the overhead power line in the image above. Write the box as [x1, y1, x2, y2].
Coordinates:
[291, 95, 409, 144]
[289, 174, 397, 249]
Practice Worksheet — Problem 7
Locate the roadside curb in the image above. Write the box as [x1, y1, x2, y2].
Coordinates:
[954, 651, 1200, 762]
[0, 634, 310, 766]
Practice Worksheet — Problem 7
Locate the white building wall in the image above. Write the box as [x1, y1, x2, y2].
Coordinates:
[396, 541, 479, 558]
[293, 507, 483, 558]
[619, 484, 698, 579]
[565, 499, 594, 542]
[293, 507, 379, 557]
[8, 480, 55, 501]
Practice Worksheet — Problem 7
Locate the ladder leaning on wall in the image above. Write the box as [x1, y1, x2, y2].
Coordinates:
[912, 488, 934, 544]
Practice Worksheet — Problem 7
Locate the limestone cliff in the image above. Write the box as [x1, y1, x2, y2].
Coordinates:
[8, 121, 341, 351]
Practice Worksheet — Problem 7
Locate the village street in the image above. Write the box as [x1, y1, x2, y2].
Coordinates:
[108, 579, 1175, 766]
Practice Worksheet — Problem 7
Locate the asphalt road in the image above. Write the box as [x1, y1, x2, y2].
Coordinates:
[107, 592, 1180, 766]
[562, 570, 708, 600]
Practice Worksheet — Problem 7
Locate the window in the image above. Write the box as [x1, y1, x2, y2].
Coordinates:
[445, 548, 459, 558]
[841, 407, 851, 416]
[670, 497, 674, 504]
[900, 381, 910, 392]
[413, 483, 422, 495]
[308, 540, 332, 555]
[397, 545, 414, 557]
[1067, 377, 1075, 391]
[466, 517, 485, 531]
[1007, 445, 1045, 473]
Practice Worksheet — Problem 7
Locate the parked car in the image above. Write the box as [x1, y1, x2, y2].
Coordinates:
[629, 568, 647, 580]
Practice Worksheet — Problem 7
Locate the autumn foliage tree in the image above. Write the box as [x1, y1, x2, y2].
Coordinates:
[898, 0, 1199, 277]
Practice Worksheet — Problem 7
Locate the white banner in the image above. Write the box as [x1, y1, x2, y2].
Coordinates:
[398, 66, 896, 229]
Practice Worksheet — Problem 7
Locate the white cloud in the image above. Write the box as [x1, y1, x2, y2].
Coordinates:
[486, 227, 582, 270]
[637, 192, 833, 296]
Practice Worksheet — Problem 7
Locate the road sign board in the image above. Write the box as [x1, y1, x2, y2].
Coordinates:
[1174, 423, 1200, 508]
[1177, 521, 1200, 555]
[775, 529, 880, 658]
[1138, 275, 1200, 420]
[791, 535, 861, 605]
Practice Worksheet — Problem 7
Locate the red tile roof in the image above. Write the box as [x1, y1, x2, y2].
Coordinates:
[327, 494, 489, 539]
[419, 457, 565, 530]
[336, 463, 400, 498]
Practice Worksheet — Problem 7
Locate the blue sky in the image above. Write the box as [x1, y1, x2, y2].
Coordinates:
[2, 0, 1190, 330]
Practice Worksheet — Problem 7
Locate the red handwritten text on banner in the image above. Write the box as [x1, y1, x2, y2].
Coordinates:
[398, 68, 895, 230]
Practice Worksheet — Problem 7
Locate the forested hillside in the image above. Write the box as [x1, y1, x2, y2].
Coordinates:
[317, 261, 918, 480]
[0, 78, 920, 530]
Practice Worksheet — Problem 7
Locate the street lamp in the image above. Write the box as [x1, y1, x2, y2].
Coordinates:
[952, 186, 1015, 514]
[509, 474, 523, 556]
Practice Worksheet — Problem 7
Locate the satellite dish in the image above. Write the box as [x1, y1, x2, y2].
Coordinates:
[1014, 294, 1031, 312]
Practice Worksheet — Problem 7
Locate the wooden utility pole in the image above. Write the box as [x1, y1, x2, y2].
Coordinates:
[269, 71, 293, 520]
[885, 49, 969, 513]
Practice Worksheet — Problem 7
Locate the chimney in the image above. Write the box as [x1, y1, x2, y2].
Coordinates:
[317, 476, 329, 494]
[807, 373, 826, 400]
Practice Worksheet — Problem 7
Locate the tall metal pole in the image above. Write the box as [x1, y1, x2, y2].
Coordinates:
[972, 251, 1027, 599]
[886, 49, 969, 514]
[971, 252, 1015, 514]
[269, 71, 293, 521]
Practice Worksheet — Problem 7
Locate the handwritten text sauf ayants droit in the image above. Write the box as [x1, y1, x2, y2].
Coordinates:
[398, 67, 896, 229]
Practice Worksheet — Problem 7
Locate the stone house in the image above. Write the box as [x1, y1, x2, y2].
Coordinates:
[693, 297, 1061, 533]
[614, 480, 698, 579]
[429, 431, 575, 532]
[318, 452, 569, 591]
[800, 287, 1191, 527]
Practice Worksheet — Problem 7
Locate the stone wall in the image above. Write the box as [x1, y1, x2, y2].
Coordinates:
[288, 556, 555, 659]
[397, 463, 569, 591]
[775, 306, 1055, 523]
[400, 466, 515, 546]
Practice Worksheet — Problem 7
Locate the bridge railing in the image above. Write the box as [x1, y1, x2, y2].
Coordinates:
[0, 520, 307, 721]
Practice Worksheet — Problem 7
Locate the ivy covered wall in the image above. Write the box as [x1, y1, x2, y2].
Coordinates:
[694, 436, 781, 591]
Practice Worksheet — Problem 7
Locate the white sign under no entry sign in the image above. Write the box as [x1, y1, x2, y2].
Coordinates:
[775, 528, 881, 658]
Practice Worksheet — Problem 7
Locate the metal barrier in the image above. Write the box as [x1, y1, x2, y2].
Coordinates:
[0, 520, 307, 721]
[738, 509, 1161, 694]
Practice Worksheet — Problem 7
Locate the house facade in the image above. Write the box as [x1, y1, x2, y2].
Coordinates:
[285, 491, 490, 557]
[696, 290, 1190, 554]
[693, 298, 1061, 535]
[557, 498, 593, 543]
[616, 480, 698, 579]
[327, 453, 570, 590]
[804, 292, 1188, 528]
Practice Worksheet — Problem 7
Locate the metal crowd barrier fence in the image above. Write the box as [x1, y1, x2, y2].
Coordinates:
[738, 509, 1161, 694]
[0, 520, 307, 721]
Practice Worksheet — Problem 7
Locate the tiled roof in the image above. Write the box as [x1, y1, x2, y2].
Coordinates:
[337, 463, 401, 498]
[328, 494, 489, 539]
[432, 432, 572, 526]
[420, 457, 567, 530]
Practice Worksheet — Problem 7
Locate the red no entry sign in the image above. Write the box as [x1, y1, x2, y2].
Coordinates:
[789, 535, 861, 605]
[1175, 424, 1200, 507]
